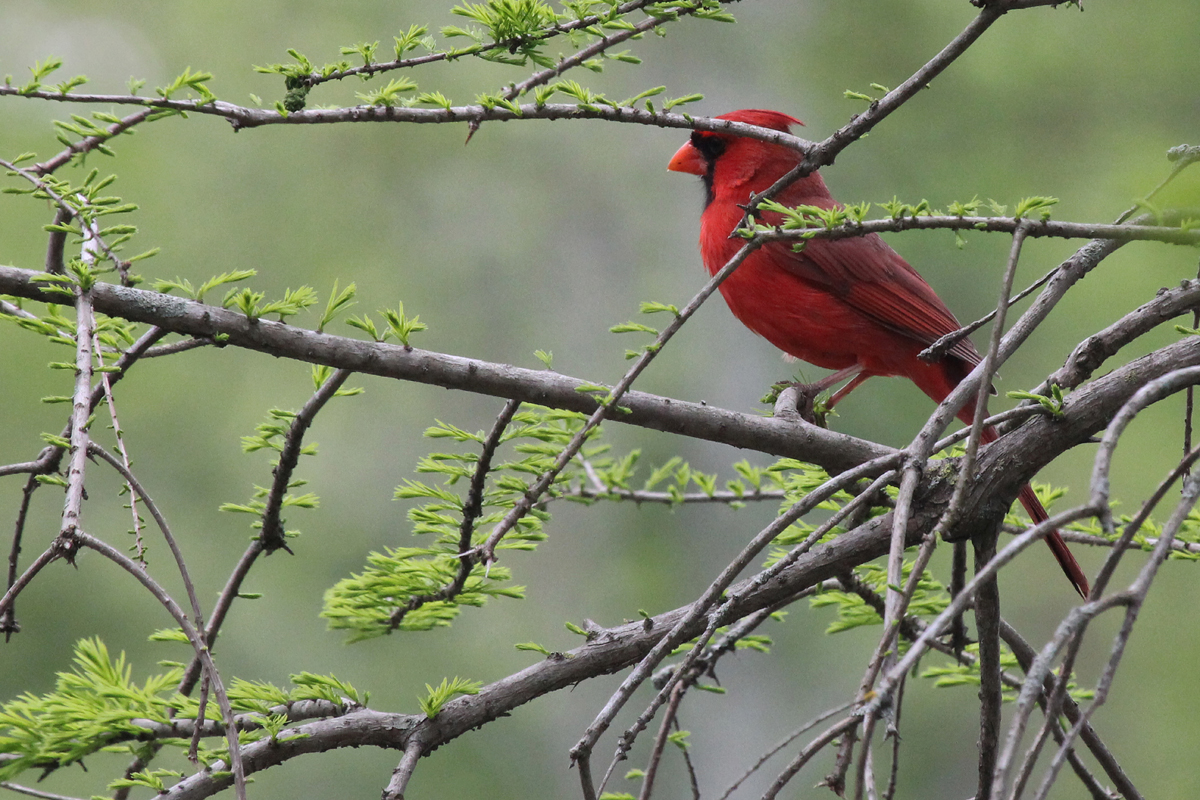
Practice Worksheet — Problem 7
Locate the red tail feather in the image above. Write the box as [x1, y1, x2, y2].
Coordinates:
[1016, 483, 1090, 599]
[979, 427, 1089, 598]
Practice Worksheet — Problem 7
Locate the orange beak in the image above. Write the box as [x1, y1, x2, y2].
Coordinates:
[667, 141, 705, 175]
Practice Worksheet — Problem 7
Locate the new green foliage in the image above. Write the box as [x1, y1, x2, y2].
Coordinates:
[418, 676, 483, 717]
[322, 406, 590, 640]
[0, 639, 366, 783]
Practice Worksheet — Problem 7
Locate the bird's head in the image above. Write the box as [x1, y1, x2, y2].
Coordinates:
[668, 109, 804, 204]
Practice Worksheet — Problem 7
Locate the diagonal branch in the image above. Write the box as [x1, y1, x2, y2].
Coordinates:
[387, 398, 521, 630]
[259, 369, 353, 551]
[31, 108, 155, 177]
[475, 237, 769, 565]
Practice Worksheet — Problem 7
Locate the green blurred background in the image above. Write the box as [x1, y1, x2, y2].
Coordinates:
[1, 1, 1198, 797]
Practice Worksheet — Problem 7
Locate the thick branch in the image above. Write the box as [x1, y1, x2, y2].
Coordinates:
[0, 264, 889, 474]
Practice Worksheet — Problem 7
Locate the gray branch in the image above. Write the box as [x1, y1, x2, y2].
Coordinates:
[0, 264, 889, 475]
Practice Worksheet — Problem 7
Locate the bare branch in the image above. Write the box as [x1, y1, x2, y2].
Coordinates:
[636, 680, 687, 800]
[1, 475, 39, 637]
[549, 484, 785, 505]
[60, 281, 95, 540]
[999, 621, 1139, 800]
[85, 443, 206, 628]
[178, 541, 264, 695]
[0, 781, 88, 800]
[974, 537, 1003, 800]
[0, 543, 66, 623]
[381, 739, 423, 800]
[717, 701, 855, 800]
[761, 716, 861, 800]
[575, 455, 906, 787]
[92, 333, 144, 558]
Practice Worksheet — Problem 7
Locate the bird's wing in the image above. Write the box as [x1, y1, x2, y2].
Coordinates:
[769, 233, 982, 368]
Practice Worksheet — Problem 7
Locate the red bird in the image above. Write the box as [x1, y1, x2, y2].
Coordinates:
[669, 109, 1088, 598]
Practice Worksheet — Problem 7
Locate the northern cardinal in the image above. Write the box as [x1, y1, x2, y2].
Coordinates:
[669, 109, 1088, 598]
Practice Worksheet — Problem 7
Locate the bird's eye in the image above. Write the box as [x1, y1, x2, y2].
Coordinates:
[690, 131, 725, 162]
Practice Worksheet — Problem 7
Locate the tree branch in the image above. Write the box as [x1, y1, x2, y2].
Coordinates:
[0, 264, 891, 474]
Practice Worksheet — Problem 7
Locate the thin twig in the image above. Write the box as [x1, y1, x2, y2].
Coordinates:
[92, 333, 144, 559]
[950, 221, 1030, 530]
[989, 373, 1200, 798]
[590, 464, 902, 792]
[388, 398, 520, 629]
[1114, 143, 1200, 225]
[0, 323, 167, 484]
[477, 235, 769, 565]
[747, 1, 1011, 219]
[0, 544, 65, 622]
[676, 713, 702, 800]
[838, 571, 1119, 800]
[86, 443, 206, 627]
[764, 212, 1200, 249]
[864, 503, 1100, 720]
[2, 475, 40, 637]
[141, 337, 214, 358]
[717, 702, 854, 800]
[260, 368, 353, 550]
[31, 108, 155, 177]
[0, 90, 817, 143]
[999, 620, 1135, 800]
[761, 716, 861, 800]
[179, 374, 357, 693]
[1186, 258, 1200, 456]
[1031, 476, 1199, 800]
[299, 0, 664, 86]
[179, 540, 264, 694]
[883, 677, 904, 800]
[0, 159, 127, 275]
[842, 220, 1034, 794]
[550, 484, 785, 505]
[0, 781, 89, 800]
[1010, 441, 1200, 798]
[571, 448, 905, 792]
[44, 207, 71, 274]
[468, 0, 714, 140]
[190, 676, 212, 765]
[1035, 276, 1200, 396]
[636, 680, 688, 800]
